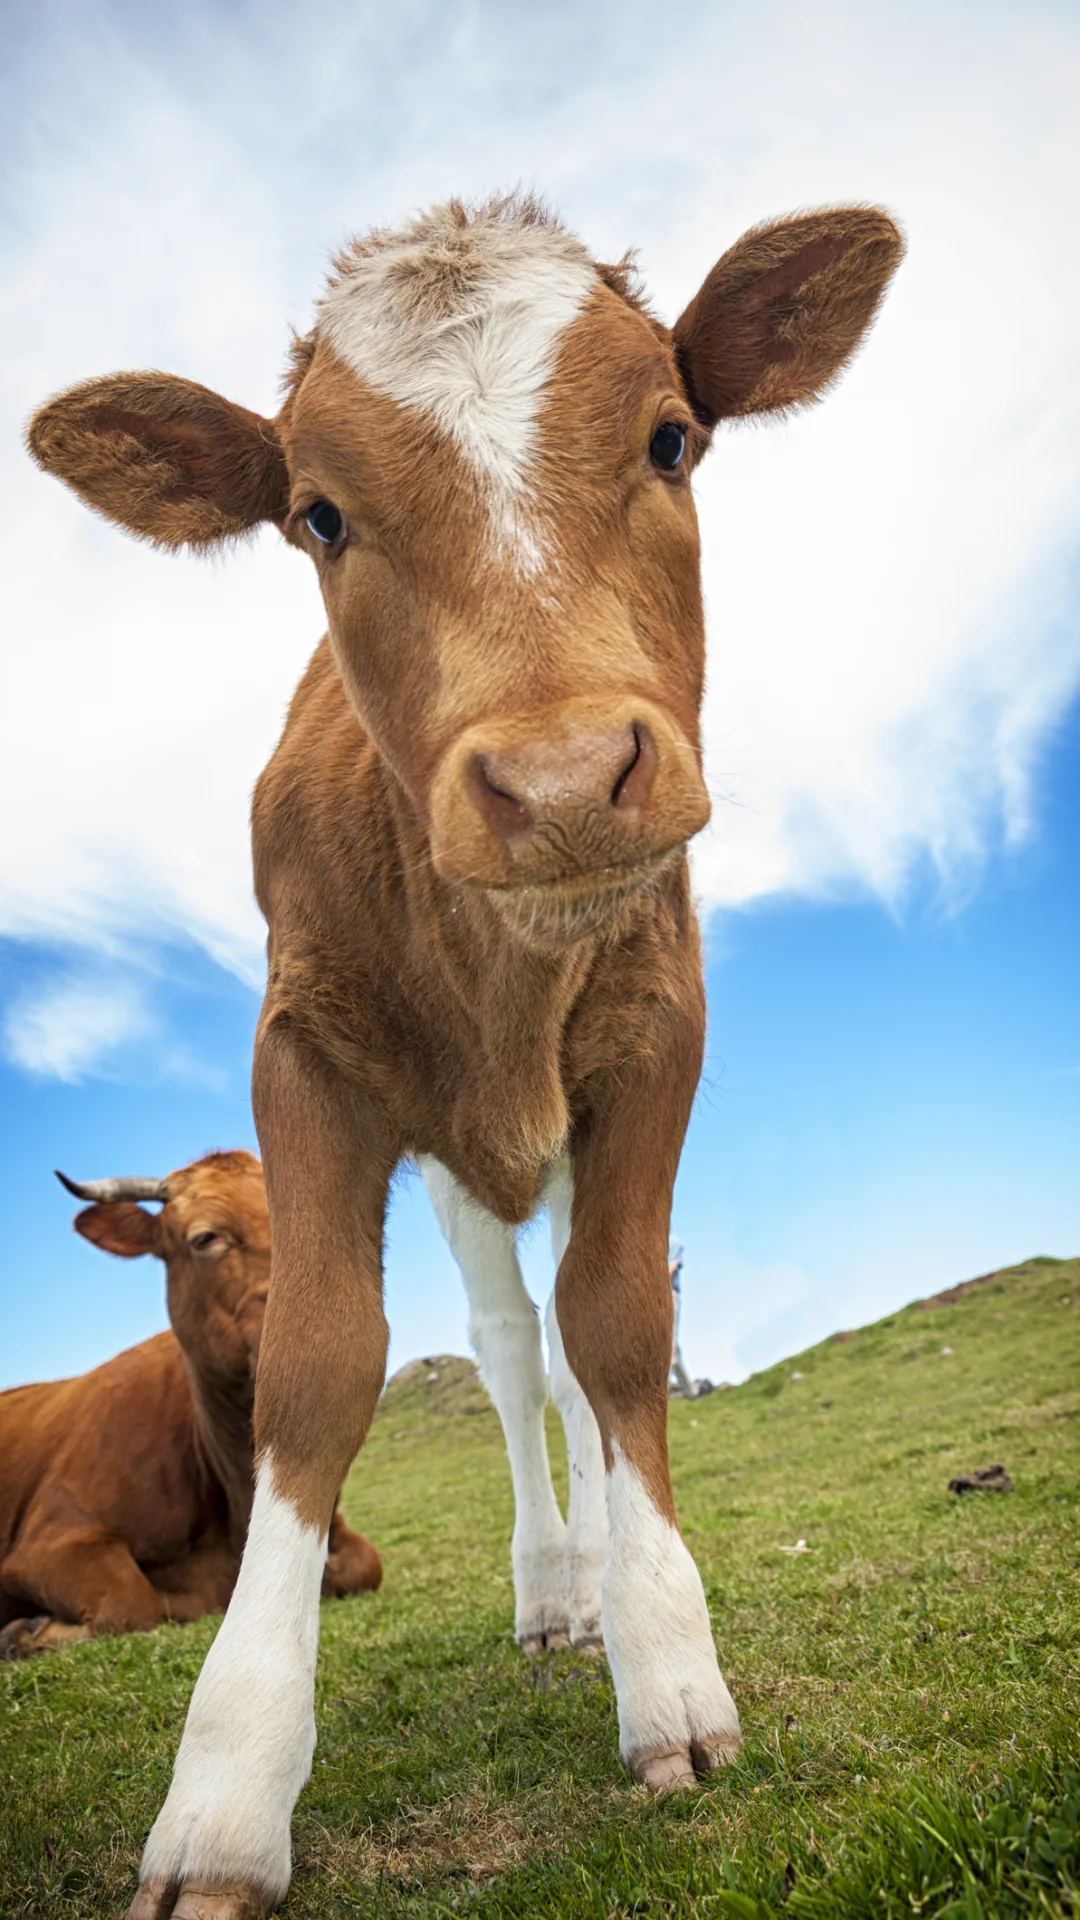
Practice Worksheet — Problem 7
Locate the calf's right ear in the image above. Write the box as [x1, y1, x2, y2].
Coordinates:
[27, 372, 290, 551]
[73, 1202, 162, 1258]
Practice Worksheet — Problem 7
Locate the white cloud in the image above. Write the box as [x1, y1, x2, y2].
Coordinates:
[2, 972, 153, 1082]
[1, 0, 1078, 984]
[1, 960, 232, 1089]
[679, 1256, 812, 1387]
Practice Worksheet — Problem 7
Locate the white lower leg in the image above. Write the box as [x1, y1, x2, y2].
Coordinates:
[544, 1296, 607, 1645]
[603, 1443, 740, 1783]
[139, 1456, 325, 1902]
[422, 1158, 567, 1647]
[545, 1161, 607, 1647]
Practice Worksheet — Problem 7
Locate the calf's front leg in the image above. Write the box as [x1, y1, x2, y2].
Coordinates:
[129, 1029, 395, 1920]
[558, 1016, 742, 1792]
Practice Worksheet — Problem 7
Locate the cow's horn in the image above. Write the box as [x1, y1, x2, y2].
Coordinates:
[54, 1170, 168, 1204]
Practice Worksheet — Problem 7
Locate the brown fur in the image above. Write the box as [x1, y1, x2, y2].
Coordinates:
[27, 195, 901, 1905]
[0, 1151, 380, 1657]
[27, 374, 289, 550]
[672, 208, 904, 425]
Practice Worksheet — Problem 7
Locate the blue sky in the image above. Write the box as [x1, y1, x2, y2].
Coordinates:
[1, 0, 1077, 1389]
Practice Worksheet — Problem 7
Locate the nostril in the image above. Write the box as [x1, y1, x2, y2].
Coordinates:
[611, 723, 658, 814]
[467, 754, 534, 843]
[610, 726, 641, 806]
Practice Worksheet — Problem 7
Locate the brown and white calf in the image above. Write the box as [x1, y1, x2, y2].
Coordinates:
[0, 1151, 380, 1660]
[29, 193, 902, 1918]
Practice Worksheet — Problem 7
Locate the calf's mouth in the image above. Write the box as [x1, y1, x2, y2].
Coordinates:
[482, 851, 675, 947]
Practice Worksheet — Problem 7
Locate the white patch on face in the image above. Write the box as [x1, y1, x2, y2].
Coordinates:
[544, 1157, 607, 1644]
[317, 205, 597, 577]
[139, 1454, 326, 1904]
[603, 1442, 741, 1764]
[421, 1156, 567, 1644]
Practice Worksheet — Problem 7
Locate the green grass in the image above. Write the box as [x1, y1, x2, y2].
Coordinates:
[2, 1255, 1078, 1918]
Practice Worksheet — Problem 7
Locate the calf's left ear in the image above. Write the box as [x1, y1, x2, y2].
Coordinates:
[27, 371, 289, 551]
[673, 207, 904, 430]
[74, 1202, 162, 1258]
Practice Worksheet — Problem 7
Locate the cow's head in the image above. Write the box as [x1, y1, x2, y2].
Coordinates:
[29, 197, 902, 945]
[57, 1150, 270, 1387]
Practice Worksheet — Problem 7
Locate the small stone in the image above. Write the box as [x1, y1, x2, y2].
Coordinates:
[948, 1463, 1013, 1496]
[940, 1346, 954, 1356]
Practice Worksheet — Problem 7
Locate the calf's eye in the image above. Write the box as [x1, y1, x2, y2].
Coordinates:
[650, 422, 686, 472]
[306, 500, 345, 545]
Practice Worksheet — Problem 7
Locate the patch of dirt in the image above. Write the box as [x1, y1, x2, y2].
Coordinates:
[824, 1556, 917, 1592]
[915, 1269, 1006, 1310]
[1002, 1390, 1080, 1429]
[731, 1671, 841, 1699]
[915, 1255, 1069, 1311]
[306, 1789, 541, 1889]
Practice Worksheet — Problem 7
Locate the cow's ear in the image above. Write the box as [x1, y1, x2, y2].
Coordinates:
[74, 1202, 162, 1258]
[673, 208, 904, 431]
[27, 372, 290, 550]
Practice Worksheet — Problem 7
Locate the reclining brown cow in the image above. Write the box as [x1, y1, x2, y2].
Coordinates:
[0, 1150, 380, 1658]
[30, 189, 902, 1916]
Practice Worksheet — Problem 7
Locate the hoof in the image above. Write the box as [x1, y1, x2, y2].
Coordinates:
[631, 1746, 698, 1794]
[172, 1886, 273, 1919]
[571, 1631, 605, 1657]
[630, 1729, 741, 1794]
[126, 1884, 176, 1919]
[126, 1882, 272, 1919]
[0, 1616, 47, 1659]
[691, 1730, 742, 1773]
[520, 1627, 570, 1654]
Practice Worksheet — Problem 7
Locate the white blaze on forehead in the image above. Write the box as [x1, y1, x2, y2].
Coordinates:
[316, 201, 597, 575]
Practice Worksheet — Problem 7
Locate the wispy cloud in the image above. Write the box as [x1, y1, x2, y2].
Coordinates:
[681, 1256, 812, 1386]
[1, 0, 1078, 981]
[2, 972, 153, 1082]
[0, 954, 234, 1090]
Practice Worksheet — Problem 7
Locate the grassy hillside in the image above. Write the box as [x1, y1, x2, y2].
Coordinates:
[2, 1255, 1078, 1917]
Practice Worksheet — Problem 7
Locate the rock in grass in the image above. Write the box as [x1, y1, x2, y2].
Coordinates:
[948, 1463, 1014, 1495]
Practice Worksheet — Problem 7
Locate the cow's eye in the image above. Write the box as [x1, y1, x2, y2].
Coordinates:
[189, 1231, 221, 1254]
[306, 500, 345, 545]
[650, 423, 686, 472]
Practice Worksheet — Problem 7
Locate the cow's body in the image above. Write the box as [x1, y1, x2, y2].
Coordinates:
[0, 1152, 380, 1658]
[30, 193, 902, 1917]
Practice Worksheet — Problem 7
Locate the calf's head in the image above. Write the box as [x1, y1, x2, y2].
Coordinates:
[57, 1150, 270, 1386]
[30, 197, 902, 943]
